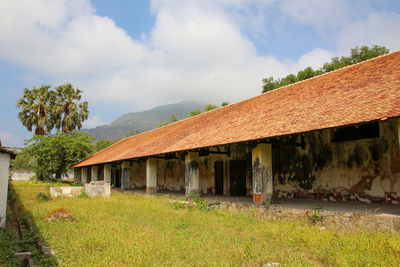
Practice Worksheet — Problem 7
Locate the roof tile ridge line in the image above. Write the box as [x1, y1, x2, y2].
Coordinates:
[259, 49, 400, 97]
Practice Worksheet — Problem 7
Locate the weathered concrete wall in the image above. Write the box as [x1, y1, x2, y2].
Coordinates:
[82, 168, 88, 183]
[84, 181, 111, 197]
[145, 145, 247, 195]
[0, 153, 10, 229]
[50, 186, 84, 197]
[157, 159, 185, 191]
[185, 152, 200, 194]
[146, 159, 157, 193]
[10, 170, 34, 181]
[121, 161, 131, 191]
[104, 164, 111, 183]
[74, 168, 81, 183]
[252, 143, 273, 204]
[131, 162, 146, 189]
[274, 119, 400, 204]
[11, 170, 74, 181]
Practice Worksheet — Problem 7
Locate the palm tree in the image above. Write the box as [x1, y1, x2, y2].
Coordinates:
[52, 83, 89, 132]
[17, 85, 55, 135]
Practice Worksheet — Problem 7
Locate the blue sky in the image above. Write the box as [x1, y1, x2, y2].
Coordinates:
[1, 0, 400, 147]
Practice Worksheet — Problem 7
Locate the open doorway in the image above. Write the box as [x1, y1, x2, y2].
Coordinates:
[214, 161, 224, 195]
[229, 160, 247, 196]
[114, 169, 121, 188]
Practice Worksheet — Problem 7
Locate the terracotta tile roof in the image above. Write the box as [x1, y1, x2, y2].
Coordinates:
[74, 50, 400, 167]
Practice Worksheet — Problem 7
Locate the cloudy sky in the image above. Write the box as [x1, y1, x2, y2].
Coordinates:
[1, 0, 400, 146]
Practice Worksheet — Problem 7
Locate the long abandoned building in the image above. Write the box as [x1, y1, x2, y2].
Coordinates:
[74, 51, 400, 205]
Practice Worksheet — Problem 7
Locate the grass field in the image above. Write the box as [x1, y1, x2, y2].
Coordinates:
[2, 181, 400, 266]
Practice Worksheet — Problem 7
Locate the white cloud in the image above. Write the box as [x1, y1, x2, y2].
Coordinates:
[0, 0, 399, 114]
[280, 0, 349, 26]
[0, 0, 148, 76]
[337, 12, 400, 53]
[83, 115, 106, 129]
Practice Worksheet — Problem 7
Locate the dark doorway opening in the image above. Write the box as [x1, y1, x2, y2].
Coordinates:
[214, 161, 224, 195]
[115, 169, 121, 188]
[229, 160, 247, 196]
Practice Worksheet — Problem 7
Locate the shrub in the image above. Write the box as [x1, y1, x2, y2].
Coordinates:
[36, 192, 50, 201]
[78, 191, 90, 199]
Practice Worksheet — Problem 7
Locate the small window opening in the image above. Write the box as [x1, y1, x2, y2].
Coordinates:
[332, 121, 379, 142]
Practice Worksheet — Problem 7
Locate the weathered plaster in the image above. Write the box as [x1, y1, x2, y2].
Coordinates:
[146, 158, 157, 193]
[81, 167, 88, 183]
[157, 159, 185, 191]
[74, 168, 81, 183]
[274, 119, 400, 204]
[131, 161, 146, 189]
[121, 161, 131, 191]
[252, 143, 273, 204]
[185, 152, 199, 195]
[0, 153, 10, 229]
[91, 166, 98, 182]
[104, 164, 111, 183]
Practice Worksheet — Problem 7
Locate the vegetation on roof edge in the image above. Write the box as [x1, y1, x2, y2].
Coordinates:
[261, 45, 389, 93]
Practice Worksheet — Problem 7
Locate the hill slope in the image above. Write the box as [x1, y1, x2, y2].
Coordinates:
[83, 101, 205, 140]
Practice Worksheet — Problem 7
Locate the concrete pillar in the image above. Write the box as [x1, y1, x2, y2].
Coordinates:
[146, 158, 157, 193]
[0, 153, 11, 229]
[185, 152, 199, 195]
[252, 143, 273, 205]
[81, 167, 88, 183]
[104, 164, 111, 183]
[74, 168, 81, 183]
[91, 166, 98, 182]
[121, 161, 131, 191]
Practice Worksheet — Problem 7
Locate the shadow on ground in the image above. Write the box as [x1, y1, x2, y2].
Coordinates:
[7, 183, 58, 266]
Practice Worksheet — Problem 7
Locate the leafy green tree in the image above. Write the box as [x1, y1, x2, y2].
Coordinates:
[53, 83, 89, 132]
[95, 139, 115, 152]
[158, 114, 179, 127]
[25, 131, 94, 180]
[262, 45, 389, 93]
[17, 85, 56, 135]
[204, 104, 218, 112]
[189, 109, 202, 117]
[11, 149, 35, 170]
[221, 101, 229, 106]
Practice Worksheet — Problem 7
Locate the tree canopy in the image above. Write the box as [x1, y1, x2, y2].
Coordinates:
[53, 83, 89, 132]
[24, 131, 94, 180]
[17, 85, 56, 135]
[17, 83, 89, 134]
[94, 139, 115, 152]
[262, 45, 389, 93]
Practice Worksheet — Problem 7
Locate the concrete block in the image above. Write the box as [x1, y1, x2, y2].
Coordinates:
[49, 186, 84, 197]
[85, 182, 111, 197]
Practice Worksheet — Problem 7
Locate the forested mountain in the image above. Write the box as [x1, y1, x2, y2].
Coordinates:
[82, 101, 205, 140]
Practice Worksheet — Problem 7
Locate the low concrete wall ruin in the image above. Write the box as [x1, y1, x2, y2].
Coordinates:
[170, 198, 400, 232]
[11, 170, 74, 181]
[84, 181, 111, 197]
[49, 181, 111, 198]
[49, 186, 84, 197]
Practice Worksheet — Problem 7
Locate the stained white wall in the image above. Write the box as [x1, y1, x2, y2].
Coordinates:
[0, 152, 11, 229]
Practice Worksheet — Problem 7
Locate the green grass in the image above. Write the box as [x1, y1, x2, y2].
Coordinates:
[9, 181, 400, 266]
[0, 224, 19, 266]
